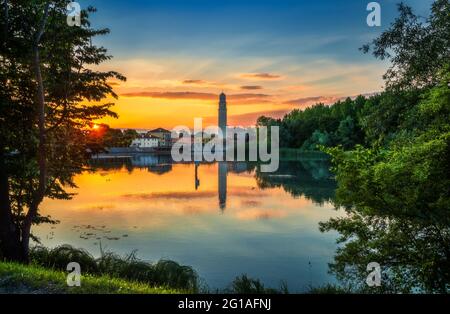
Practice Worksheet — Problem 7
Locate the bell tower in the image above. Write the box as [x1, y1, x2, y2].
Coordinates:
[218, 92, 227, 141]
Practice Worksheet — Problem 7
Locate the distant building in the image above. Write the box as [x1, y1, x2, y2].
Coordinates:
[148, 128, 172, 147]
[130, 134, 159, 148]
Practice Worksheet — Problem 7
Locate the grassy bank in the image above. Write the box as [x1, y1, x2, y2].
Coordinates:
[0, 261, 182, 294]
[26, 245, 199, 292]
[1, 246, 347, 294]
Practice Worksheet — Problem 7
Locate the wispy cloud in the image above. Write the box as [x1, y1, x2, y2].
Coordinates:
[121, 91, 273, 104]
[283, 95, 342, 107]
[240, 85, 263, 90]
[229, 93, 271, 100]
[182, 79, 208, 85]
[284, 92, 379, 107]
[122, 91, 216, 100]
[240, 73, 282, 80]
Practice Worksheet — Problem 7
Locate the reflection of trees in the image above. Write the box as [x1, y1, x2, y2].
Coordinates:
[320, 209, 450, 293]
[89, 157, 133, 172]
[148, 164, 172, 175]
[88, 155, 173, 174]
[255, 160, 336, 205]
[227, 162, 254, 174]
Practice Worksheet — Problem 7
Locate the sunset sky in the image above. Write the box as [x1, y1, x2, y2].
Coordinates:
[88, 0, 433, 129]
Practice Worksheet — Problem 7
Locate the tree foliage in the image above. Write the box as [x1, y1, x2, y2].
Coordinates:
[319, 0, 450, 293]
[257, 0, 449, 293]
[0, 0, 124, 261]
[361, 0, 450, 90]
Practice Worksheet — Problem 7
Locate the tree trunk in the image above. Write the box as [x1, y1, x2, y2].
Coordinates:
[18, 2, 50, 263]
[0, 0, 24, 262]
[19, 38, 47, 263]
[0, 147, 24, 261]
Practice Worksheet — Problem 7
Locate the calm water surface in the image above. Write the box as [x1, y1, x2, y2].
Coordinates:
[35, 155, 342, 291]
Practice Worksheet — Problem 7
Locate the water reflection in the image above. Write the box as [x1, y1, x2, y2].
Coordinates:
[90, 155, 335, 209]
[256, 159, 335, 205]
[34, 154, 450, 292]
[37, 154, 339, 290]
[218, 162, 227, 211]
[195, 162, 200, 190]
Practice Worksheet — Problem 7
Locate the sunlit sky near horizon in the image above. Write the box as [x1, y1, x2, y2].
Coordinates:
[86, 0, 433, 129]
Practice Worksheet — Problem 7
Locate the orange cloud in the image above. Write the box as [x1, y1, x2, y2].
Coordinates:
[240, 85, 263, 90]
[284, 92, 379, 107]
[182, 79, 208, 84]
[121, 91, 216, 100]
[283, 96, 341, 107]
[120, 91, 273, 105]
[229, 93, 271, 100]
[241, 73, 282, 80]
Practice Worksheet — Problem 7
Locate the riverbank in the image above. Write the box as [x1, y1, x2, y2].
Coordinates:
[0, 261, 182, 294]
[0, 245, 349, 294]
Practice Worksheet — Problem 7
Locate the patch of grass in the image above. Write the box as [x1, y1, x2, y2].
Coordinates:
[0, 261, 183, 294]
[29, 245, 199, 292]
[225, 274, 289, 294]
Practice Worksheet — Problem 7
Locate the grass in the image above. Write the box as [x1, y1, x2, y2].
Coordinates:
[1, 246, 348, 294]
[0, 261, 183, 294]
[225, 274, 289, 294]
[29, 245, 199, 292]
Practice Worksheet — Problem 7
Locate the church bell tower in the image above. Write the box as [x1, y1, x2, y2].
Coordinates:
[218, 92, 227, 141]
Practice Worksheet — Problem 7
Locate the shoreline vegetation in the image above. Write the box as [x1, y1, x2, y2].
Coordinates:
[0, 261, 181, 294]
[0, 245, 346, 294]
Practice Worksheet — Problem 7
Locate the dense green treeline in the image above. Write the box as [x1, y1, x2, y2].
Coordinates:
[256, 87, 430, 152]
[257, 95, 366, 150]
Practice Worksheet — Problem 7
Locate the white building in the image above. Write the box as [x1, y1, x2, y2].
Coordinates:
[130, 135, 159, 148]
[148, 128, 172, 147]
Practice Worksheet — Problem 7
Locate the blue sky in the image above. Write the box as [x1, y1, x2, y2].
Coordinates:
[85, 0, 435, 128]
[90, 0, 431, 58]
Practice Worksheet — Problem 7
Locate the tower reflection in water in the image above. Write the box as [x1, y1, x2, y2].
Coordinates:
[218, 161, 228, 211]
[193, 161, 228, 211]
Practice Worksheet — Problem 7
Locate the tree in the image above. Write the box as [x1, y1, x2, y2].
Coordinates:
[361, 0, 450, 90]
[334, 116, 361, 149]
[0, 1, 125, 261]
[320, 0, 450, 292]
[301, 130, 331, 151]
